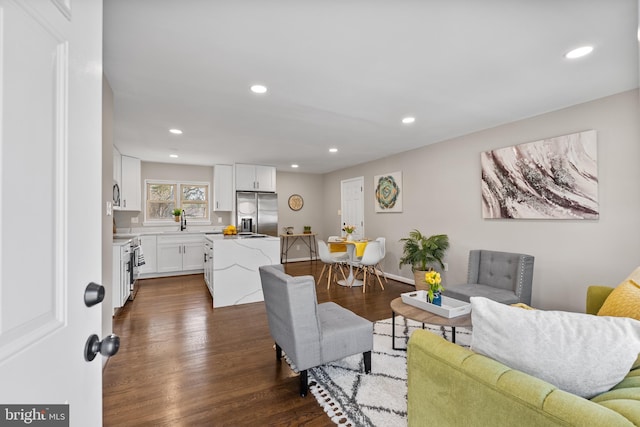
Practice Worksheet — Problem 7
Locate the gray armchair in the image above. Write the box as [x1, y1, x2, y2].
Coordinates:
[259, 264, 373, 396]
[443, 250, 534, 305]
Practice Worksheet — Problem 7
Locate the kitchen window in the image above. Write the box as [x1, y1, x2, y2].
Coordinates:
[181, 184, 209, 220]
[144, 180, 210, 224]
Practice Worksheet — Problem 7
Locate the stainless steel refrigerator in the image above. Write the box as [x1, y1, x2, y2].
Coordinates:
[236, 192, 278, 236]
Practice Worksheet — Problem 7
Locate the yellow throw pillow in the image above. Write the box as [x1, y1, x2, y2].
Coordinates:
[597, 279, 640, 320]
[511, 302, 535, 310]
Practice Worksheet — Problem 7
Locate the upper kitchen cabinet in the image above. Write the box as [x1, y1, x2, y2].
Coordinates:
[120, 155, 141, 211]
[235, 163, 276, 192]
[213, 164, 233, 211]
[113, 146, 122, 186]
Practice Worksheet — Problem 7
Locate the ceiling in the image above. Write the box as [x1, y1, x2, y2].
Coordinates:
[103, 1, 639, 174]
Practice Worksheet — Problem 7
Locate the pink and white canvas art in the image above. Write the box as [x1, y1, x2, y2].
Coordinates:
[481, 130, 598, 219]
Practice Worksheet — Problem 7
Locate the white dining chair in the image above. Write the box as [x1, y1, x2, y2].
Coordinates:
[317, 240, 349, 289]
[350, 241, 384, 293]
[374, 237, 389, 283]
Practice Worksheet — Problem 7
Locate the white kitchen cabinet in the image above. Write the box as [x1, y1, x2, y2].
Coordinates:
[213, 164, 233, 211]
[113, 146, 121, 185]
[120, 155, 141, 211]
[157, 234, 204, 273]
[235, 163, 276, 192]
[183, 240, 204, 270]
[157, 240, 182, 273]
[112, 242, 131, 312]
[203, 239, 212, 288]
[138, 235, 157, 275]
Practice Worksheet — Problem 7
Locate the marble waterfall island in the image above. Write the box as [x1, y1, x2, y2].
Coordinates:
[207, 235, 280, 308]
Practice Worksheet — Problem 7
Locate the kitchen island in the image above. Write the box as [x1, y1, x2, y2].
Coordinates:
[204, 234, 280, 308]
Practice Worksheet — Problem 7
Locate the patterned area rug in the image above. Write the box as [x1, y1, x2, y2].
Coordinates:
[299, 316, 472, 427]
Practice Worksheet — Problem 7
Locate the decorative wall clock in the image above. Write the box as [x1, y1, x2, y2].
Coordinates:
[288, 194, 304, 211]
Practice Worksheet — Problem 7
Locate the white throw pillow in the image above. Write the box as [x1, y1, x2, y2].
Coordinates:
[470, 297, 640, 399]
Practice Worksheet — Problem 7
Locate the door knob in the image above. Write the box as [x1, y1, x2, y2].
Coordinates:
[84, 282, 105, 307]
[84, 334, 120, 362]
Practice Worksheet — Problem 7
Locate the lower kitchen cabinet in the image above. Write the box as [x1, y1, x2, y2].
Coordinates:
[138, 235, 157, 274]
[157, 234, 204, 273]
[112, 241, 131, 312]
[203, 236, 216, 294]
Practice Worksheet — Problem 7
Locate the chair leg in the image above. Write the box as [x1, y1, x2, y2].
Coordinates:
[318, 264, 327, 283]
[338, 263, 348, 283]
[375, 262, 389, 283]
[363, 351, 371, 374]
[275, 343, 282, 361]
[373, 267, 385, 290]
[299, 369, 308, 397]
[327, 265, 332, 289]
[362, 268, 368, 293]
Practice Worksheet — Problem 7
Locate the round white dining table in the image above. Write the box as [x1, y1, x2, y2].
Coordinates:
[330, 240, 368, 287]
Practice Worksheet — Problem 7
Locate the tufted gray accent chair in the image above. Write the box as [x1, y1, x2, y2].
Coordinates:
[259, 264, 373, 396]
[443, 250, 534, 305]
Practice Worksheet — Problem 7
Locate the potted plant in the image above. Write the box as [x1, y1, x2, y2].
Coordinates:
[398, 230, 449, 289]
[172, 208, 182, 222]
[303, 225, 312, 234]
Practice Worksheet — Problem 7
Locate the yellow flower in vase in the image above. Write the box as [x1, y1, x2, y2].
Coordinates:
[424, 270, 444, 304]
[342, 225, 356, 234]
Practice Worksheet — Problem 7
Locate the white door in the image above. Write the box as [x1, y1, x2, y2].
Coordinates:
[0, 0, 104, 425]
[341, 177, 365, 240]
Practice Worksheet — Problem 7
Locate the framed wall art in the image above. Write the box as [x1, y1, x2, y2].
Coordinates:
[481, 130, 598, 220]
[374, 171, 402, 213]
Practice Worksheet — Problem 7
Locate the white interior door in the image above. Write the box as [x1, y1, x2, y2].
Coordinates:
[0, 0, 104, 425]
[341, 177, 365, 240]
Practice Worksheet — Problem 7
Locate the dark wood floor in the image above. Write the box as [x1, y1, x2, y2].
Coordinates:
[103, 262, 413, 426]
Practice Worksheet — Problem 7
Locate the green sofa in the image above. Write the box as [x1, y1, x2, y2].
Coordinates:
[407, 285, 640, 426]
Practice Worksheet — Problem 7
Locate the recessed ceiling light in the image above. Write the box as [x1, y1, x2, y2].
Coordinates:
[565, 46, 593, 59]
[402, 117, 416, 124]
[169, 154, 179, 158]
[169, 128, 183, 135]
[329, 148, 338, 153]
[291, 164, 299, 168]
[250, 84, 268, 94]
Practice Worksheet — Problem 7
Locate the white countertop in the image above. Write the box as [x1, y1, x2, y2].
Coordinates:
[113, 238, 132, 246]
[116, 226, 225, 235]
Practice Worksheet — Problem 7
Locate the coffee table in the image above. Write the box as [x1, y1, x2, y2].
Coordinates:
[390, 297, 472, 350]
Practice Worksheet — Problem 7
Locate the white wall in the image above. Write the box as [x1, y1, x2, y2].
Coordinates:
[102, 76, 114, 340]
[276, 171, 325, 260]
[323, 89, 640, 312]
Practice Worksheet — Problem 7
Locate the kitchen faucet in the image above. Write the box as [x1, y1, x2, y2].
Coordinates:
[180, 209, 187, 231]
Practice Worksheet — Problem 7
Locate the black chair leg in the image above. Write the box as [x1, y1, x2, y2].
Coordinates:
[299, 370, 308, 397]
[275, 343, 282, 361]
[363, 351, 371, 374]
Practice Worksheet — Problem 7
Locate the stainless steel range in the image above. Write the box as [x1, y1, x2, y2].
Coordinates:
[114, 233, 142, 301]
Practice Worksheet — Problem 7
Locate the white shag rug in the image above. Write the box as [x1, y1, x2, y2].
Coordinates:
[288, 316, 472, 427]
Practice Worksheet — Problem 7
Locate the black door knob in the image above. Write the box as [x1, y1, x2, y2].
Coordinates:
[84, 334, 120, 362]
[84, 282, 105, 307]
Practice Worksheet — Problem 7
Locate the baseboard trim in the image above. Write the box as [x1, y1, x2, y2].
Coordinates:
[282, 257, 317, 263]
[384, 272, 415, 286]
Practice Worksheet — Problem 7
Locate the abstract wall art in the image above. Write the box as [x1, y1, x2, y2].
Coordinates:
[481, 130, 598, 219]
[374, 171, 402, 213]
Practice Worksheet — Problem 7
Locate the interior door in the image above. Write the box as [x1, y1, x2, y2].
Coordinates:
[341, 177, 365, 240]
[0, 0, 104, 424]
